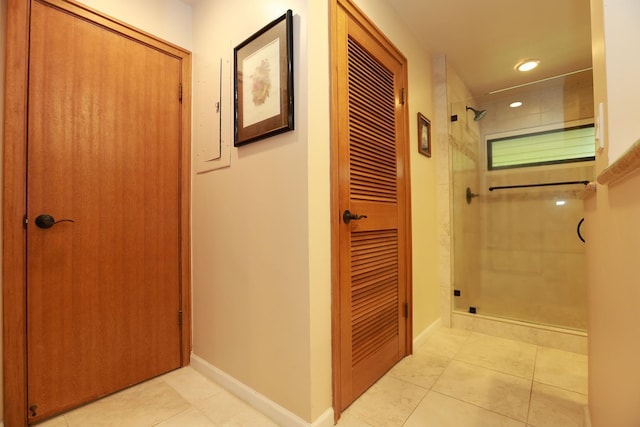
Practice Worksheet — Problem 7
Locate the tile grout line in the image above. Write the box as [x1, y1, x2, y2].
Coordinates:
[446, 357, 537, 382]
[159, 379, 221, 427]
[525, 344, 540, 425]
[398, 389, 429, 427]
[398, 329, 471, 426]
[530, 379, 589, 399]
[530, 346, 589, 396]
[450, 332, 542, 382]
[397, 351, 456, 426]
[431, 390, 528, 425]
[430, 332, 537, 424]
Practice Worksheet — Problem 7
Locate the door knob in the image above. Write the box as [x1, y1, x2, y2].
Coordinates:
[342, 210, 367, 224]
[35, 214, 75, 229]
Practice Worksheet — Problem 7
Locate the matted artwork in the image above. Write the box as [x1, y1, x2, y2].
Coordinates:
[234, 10, 294, 146]
[418, 112, 431, 157]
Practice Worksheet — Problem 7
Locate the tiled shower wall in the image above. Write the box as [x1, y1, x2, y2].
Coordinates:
[479, 165, 593, 330]
[434, 59, 592, 352]
[476, 70, 594, 331]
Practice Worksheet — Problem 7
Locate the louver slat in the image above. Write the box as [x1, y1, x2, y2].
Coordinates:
[350, 229, 399, 366]
[348, 39, 397, 203]
[347, 38, 400, 367]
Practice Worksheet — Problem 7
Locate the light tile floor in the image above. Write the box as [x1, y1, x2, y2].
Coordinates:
[36, 327, 588, 427]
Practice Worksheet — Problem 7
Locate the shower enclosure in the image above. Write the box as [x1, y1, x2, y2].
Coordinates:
[449, 70, 594, 332]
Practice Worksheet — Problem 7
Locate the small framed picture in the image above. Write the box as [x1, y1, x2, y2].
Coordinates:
[417, 112, 431, 157]
[234, 10, 294, 147]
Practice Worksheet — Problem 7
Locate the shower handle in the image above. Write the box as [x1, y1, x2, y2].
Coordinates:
[577, 218, 585, 243]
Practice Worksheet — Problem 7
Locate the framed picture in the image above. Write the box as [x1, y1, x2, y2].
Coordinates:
[234, 10, 294, 147]
[418, 112, 431, 157]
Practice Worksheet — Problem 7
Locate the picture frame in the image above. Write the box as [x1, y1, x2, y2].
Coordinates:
[418, 112, 431, 157]
[234, 10, 294, 147]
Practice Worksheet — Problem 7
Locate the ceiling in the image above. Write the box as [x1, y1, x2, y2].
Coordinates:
[388, 0, 593, 99]
[180, 0, 592, 100]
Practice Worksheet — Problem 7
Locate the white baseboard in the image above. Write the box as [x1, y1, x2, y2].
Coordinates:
[413, 317, 442, 350]
[584, 405, 592, 427]
[189, 319, 442, 427]
[190, 354, 334, 427]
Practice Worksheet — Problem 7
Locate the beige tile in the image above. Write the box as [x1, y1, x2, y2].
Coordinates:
[64, 380, 190, 427]
[527, 382, 587, 427]
[388, 351, 450, 389]
[454, 314, 537, 346]
[534, 347, 588, 394]
[34, 415, 68, 427]
[404, 391, 526, 427]
[466, 316, 538, 346]
[224, 409, 280, 427]
[335, 412, 374, 426]
[161, 366, 225, 404]
[490, 249, 542, 274]
[451, 312, 476, 331]
[163, 367, 276, 426]
[155, 407, 217, 427]
[416, 327, 470, 359]
[433, 360, 531, 421]
[343, 375, 428, 427]
[193, 389, 273, 426]
[455, 333, 537, 379]
[193, 392, 257, 426]
[536, 330, 587, 355]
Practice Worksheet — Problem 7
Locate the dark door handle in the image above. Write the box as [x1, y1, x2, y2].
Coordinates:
[342, 210, 367, 224]
[35, 214, 75, 229]
[577, 218, 585, 243]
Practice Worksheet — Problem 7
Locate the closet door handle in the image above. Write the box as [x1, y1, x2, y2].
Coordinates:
[342, 210, 367, 224]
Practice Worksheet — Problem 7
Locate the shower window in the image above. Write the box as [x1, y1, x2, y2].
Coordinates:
[487, 124, 595, 170]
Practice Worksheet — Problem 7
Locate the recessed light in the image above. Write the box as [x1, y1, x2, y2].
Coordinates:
[516, 59, 540, 72]
[555, 200, 566, 206]
[510, 101, 523, 108]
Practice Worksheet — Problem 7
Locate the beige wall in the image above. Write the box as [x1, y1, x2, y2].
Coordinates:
[306, 1, 333, 419]
[193, 0, 337, 422]
[587, 0, 640, 426]
[585, 177, 640, 427]
[80, 0, 193, 50]
[589, 0, 608, 175]
[189, 0, 328, 422]
[352, 0, 442, 338]
[597, 0, 640, 162]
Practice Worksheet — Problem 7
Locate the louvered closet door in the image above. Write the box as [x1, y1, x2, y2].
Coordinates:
[336, 1, 410, 410]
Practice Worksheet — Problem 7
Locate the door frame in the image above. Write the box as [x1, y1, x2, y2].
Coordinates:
[329, 0, 413, 419]
[2, 1, 192, 425]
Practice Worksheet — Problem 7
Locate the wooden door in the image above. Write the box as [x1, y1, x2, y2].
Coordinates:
[2, 0, 190, 423]
[331, 0, 413, 416]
